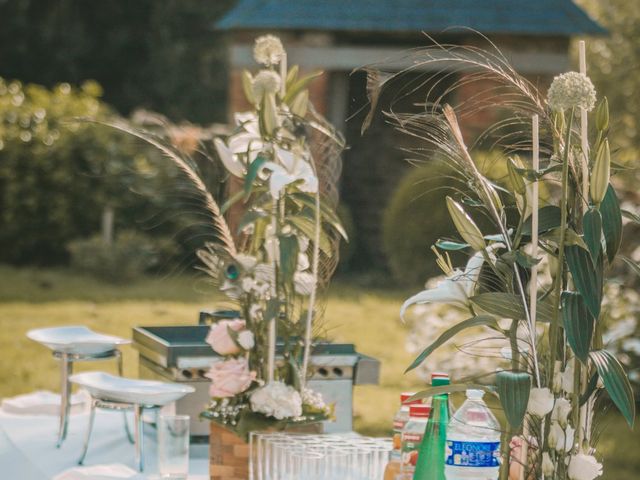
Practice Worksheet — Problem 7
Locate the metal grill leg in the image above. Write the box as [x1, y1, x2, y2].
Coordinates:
[56, 353, 73, 448]
[78, 400, 97, 465]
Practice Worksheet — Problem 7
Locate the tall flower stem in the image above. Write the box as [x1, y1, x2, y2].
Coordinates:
[544, 108, 575, 452]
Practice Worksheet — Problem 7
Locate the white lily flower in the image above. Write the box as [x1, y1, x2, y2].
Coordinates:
[262, 147, 318, 198]
[400, 243, 503, 320]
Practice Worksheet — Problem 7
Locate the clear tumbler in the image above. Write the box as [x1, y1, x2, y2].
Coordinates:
[158, 415, 190, 479]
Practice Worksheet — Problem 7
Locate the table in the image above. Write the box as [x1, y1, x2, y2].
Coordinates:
[0, 409, 209, 479]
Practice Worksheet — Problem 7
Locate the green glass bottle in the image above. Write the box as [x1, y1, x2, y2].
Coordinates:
[413, 373, 450, 480]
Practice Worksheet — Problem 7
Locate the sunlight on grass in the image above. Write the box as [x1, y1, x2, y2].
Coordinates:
[0, 266, 637, 477]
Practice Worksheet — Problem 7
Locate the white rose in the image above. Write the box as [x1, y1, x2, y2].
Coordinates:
[527, 387, 555, 418]
[568, 453, 603, 480]
[549, 422, 575, 453]
[552, 397, 572, 427]
[542, 452, 555, 476]
[237, 330, 255, 350]
[552, 361, 563, 393]
[250, 381, 302, 420]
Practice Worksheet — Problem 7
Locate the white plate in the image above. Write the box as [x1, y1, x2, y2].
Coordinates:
[27, 326, 130, 355]
[70, 372, 195, 406]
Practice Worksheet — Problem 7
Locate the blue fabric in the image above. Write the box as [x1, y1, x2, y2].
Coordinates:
[216, 0, 605, 35]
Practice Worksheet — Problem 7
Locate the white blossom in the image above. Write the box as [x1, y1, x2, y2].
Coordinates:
[237, 330, 255, 350]
[568, 453, 603, 480]
[542, 452, 555, 476]
[252, 70, 281, 102]
[562, 358, 576, 395]
[547, 71, 596, 112]
[552, 397, 572, 427]
[250, 381, 302, 420]
[527, 387, 555, 418]
[253, 35, 285, 66]
[548, 422, 575, 453]
[301, 387, 327, 412]
[552, 361, 564, 393]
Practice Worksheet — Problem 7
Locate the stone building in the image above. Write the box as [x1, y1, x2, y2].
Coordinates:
[215, 0, 603, 272]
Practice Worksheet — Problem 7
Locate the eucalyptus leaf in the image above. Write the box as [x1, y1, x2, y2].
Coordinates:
[566, 245, 602, 319]
[496, 371, 531, 430]
[405, 315, 501, 372]
[561, 291, 595, 363]
[601, 184, 623, 264]
[522, 206, 561, 235]
[408, 384, 497, 403]
[590, 350, 636, 427]
[286, 215, 332, 255]
[583, 208, 603, 263]
[542, 228, 589, 251]
[435, 239, 469, 251]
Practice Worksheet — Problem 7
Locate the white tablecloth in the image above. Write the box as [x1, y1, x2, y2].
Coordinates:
[0, 409, 209, 479]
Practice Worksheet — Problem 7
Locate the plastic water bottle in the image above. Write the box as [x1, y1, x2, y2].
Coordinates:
[444, 389, 501, 480]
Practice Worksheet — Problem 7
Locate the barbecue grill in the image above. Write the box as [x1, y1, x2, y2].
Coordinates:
[132, 324, 380, 439]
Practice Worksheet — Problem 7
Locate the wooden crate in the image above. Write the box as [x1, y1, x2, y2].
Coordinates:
[209, 422, 250, 480]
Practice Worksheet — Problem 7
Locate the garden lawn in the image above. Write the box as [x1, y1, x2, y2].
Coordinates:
[0, 265, 637, 478]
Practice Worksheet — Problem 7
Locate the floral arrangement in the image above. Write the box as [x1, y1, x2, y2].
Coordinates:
[367, 39, 638, 479]
[97, 35, 345, 440]
[195, 35, 346, 438]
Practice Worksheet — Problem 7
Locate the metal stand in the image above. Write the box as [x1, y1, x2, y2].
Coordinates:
[78, 398, 158, 472]
[53, 349, 123, 447]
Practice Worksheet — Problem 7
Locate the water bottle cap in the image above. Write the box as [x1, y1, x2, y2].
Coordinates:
[466, 389, 485, 399]
[409, 404, 431, 418]
[400, 392, 421, 405]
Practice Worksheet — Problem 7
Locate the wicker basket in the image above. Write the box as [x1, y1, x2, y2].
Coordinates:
[209, 421, 323, 480]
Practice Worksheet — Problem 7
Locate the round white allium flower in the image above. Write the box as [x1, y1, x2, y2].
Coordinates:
[547, 71, 596, 112]
[542, 452, 555, 476]
[237, 330, 255, 350]
[301, 387, 327, 411]
[552, 397, 572, 427]
[548, 421, 575, 453]
[253, 35, 285, 66]
[568, 453, 603, 480]
[250, 381, 302, 420]
[252, 70, 282, 102]
[527, 387, 555, 418]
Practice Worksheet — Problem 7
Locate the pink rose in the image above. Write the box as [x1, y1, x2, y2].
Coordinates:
[206, 319, 246, 355]
[206, 358, 256, 398]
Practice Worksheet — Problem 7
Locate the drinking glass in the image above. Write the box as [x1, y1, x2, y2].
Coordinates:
[158, 415, 190, 479]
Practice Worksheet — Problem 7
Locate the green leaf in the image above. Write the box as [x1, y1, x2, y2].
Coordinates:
[408, 384, 497, 403]
[435, 239, 469, 251]
[583, 208, 602, 263]
[620, 255, 640, 278]
[244, 155, 267, 197]
[286, 215, 333, 256]
[283, 70, 323, 104]
[236, 210, 268, 234]
[601, 184, 623, 264]
[471, 292, 555, 323]
[289, 192, 348, 240]
[522, 206, 561, 235]
[221, 189, 246, 214]
[566, 245, 602, 319]
[580, 373, 599, 407]
[279, 235, 299, 286]
[590, 350, 636, 427]
[561, 291, 594, 363]
[622, 209, 640, 224]
[542, 228, 589, 251]
[405, 315, 501, 372]
[496, 371, 531, 430]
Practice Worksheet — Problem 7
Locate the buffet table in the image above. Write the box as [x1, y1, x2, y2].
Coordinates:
[0, 408, 209, 479]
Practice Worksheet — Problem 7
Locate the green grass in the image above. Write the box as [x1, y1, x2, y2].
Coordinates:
[0, 265, 637, 477]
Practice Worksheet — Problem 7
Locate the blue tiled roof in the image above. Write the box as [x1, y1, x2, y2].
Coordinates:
[217, 0, 605, 36]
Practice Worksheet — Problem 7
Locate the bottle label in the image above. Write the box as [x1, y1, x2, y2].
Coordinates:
[445, 440, 500, 467]
[400, 432, 424, 472]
